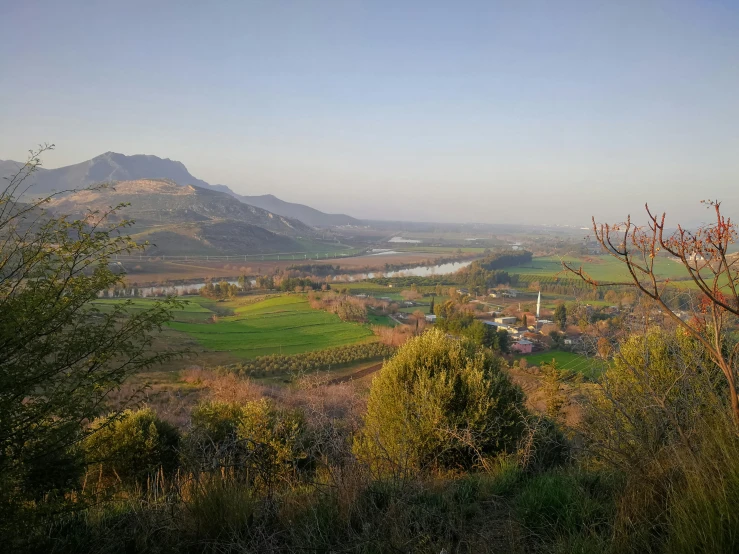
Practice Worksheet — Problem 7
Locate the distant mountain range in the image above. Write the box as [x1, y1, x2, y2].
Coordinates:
[235, 193, 359, 227]
[0, 152, 361, 227]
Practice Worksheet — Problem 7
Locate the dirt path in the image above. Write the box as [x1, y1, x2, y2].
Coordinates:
[328, 362, 383, 385]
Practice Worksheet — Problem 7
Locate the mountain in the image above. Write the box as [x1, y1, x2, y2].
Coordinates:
[2, 152, 360, 227]
[2, 152, 210, 194]
[0, 159, 49, 192]
[50, 179, 311, 234]
[47, 179, 311, 255]
[235, 193, 362, 227]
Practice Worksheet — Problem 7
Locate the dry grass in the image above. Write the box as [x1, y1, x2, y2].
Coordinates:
[371, 323, 415, 346]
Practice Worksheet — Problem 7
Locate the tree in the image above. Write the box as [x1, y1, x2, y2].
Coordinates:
[83, 408, 180, 487]
[596, 337, 612, 359]
[400, 289, 421, 301]
[237, 274, 251, 291]
[554, 303, 567, 330]
[411, 310, 427, 335]
[355, 329, 526, 474]
[429, 295, 435, 315]
[603, 289, 619, 304]
[185, 400, 309, 484]
[434, 299, 456, 319]
[256, 275, 274, 289]
[0, 147, 178, 522]
[564, 201, 739, 424]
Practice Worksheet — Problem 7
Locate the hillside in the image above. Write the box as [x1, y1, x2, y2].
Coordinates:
[49, 179, 308, 233]
[236, 193, 362, 227]
[130, 220, 302, 255]
[2, 152, 360, 227]
[47, 179, 311, 254]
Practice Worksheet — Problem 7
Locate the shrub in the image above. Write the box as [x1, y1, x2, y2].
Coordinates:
[83, 408, 180, 486]
[583, 326, 739, 553]
[355, 329, 526, 475]
[185, 400, 310, 485]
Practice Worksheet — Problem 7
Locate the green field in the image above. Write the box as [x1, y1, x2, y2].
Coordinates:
[93, 297, 220, 322]
[502, 255, 688, 283]
[367, 313, 398, 327]
[94, 295, 376, 358]
[517, 350, 606, 380]
[166, 295, 375, 358]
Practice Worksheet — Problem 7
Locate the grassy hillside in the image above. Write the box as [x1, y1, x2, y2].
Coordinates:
[130, 221, 304, 256]
[517, 349, 606, 380]
[162, 295, 376, 358]
[94, 295, 377, 359]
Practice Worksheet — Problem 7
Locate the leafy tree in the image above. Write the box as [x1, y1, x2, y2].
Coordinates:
[185, 400, 309, 483]
[554, 303, 567, 330]
[429, 295, 435, 315]
[548, 330, 563, 349]
[256, 275, 274, 289]
[237, 274, 250, 290]
[0, 147, 177, 523]
[434, 299, 456, 319]
[583, 327, 729, 507]
[355, 329, 526, 474]
[83, 408, 180, 486]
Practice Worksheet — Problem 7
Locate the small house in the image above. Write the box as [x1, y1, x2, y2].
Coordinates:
[494, 316, 517, 325]
[511, 339, 533, 354]
[483, 320, 510, 331]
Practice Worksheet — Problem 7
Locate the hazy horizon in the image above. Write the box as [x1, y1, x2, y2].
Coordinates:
[2, 0, 738, 226]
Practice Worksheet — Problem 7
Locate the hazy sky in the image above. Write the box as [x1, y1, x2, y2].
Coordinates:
[2, 0, 738, 225]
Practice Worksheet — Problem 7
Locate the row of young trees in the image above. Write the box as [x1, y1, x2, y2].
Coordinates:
[199, 280, 241, 299]
[226, 342, 397, 376]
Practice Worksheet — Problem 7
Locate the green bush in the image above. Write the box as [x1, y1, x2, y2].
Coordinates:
[185, 400, 310, 483]
[582, 327, 739, 552]
[355, 329, 526, 474]
[83, 408, 180, 486]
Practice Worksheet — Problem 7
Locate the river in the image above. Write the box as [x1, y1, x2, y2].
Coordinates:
[106, 260, 473, 297]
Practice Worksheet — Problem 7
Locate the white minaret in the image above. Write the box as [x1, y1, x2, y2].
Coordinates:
[536, 290, 541, 319]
